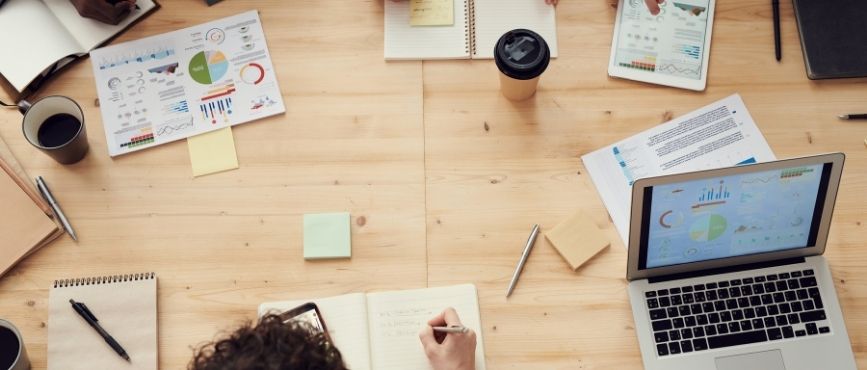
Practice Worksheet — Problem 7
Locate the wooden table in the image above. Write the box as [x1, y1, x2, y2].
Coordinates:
[1, 0, 865, 368]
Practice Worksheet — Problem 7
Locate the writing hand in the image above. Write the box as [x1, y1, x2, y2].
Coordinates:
[419, 307, 477, 370]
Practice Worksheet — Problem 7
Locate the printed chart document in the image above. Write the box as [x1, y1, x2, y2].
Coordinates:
[259, 284, 487, 370]
[91, 10, 285, 156]
[582, 94, 776, 245]
[608, 0, 715, 90]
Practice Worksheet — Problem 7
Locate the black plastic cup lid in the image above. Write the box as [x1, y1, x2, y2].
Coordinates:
[494, 29, 550, 80]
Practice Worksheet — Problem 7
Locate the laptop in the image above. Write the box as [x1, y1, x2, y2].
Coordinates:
[626, 153, 856, 370]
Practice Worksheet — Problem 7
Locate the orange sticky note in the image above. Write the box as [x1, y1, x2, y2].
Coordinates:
[545, 211, 611, 271]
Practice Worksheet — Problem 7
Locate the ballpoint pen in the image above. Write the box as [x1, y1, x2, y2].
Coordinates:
[506, 224, 540, 297]
[70, 299, 131, 362]
[35, 176, 77, 241]
[772, 0, 781, 61]
[433, 325, 470, 334]
[838, 114, 867, 120]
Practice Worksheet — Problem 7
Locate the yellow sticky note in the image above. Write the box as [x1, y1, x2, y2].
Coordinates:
[187, 127, 239, 177]
[410, 0, 454, 26]
[545, 211, 611, 271]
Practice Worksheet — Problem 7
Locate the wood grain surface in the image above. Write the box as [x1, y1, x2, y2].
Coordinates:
[0, 0, 865, 369]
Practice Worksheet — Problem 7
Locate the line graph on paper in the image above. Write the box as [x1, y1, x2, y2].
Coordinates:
[657, 62, 701, 78]
[155, 118, 195, 137]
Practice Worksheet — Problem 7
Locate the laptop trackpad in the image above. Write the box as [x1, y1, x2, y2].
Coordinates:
[715, 350, 786, 370]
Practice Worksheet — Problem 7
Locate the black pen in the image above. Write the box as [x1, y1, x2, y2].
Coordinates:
[838, 114, 867, 120]
[70, 299, 131, 362]
[772, 0, 781, 61]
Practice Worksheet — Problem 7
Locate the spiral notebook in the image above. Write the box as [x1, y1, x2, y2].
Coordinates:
[384, 0, 558, 60]
[48, 273, 158, 370]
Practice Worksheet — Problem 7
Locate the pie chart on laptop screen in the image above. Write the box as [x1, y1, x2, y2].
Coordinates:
[189, 50, 229, 85]
[689, 214, 727, 242]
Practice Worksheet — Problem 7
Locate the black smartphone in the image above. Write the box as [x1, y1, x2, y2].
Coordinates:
[279, 302, 330, 340]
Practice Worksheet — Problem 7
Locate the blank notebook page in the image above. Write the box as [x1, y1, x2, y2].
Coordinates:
[472, 0, 558, 59]
[48, 274, 157, 370]
[366, 284, 486, 370]
[385, 0, 470, 60]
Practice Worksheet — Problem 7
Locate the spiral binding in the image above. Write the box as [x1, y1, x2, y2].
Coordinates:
[464, 1, 471, 54]
[53, 272, 155, 288]
[469, 0, 477, 56]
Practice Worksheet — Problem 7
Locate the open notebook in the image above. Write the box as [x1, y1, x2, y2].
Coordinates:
[259, 284, 487, 370]
[0, 0, 158, 92]
[48, 273, 158, 370]
[385, 0, 558, 60]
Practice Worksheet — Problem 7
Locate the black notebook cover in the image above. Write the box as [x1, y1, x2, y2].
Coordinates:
[792, 0, 867, 79]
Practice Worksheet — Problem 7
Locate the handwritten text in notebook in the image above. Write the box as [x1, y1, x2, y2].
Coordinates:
[411, 0, 454, 26]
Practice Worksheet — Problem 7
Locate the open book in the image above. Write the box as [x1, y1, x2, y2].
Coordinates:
[259, 284, 487, 370]
[385, 0, 558, 60]
[0, 0, 158, 92]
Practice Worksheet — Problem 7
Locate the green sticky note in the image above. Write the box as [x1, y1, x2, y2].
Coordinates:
[304, 213, 351, 260]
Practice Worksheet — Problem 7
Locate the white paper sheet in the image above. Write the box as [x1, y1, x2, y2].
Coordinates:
[582, 94, 776, 246]
[90, 11, 285, 156]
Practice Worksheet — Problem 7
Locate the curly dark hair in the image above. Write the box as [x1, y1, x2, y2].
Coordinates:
[189, 314, 347, 370]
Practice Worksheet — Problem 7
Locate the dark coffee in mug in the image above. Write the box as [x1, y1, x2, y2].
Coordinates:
[37, 113, 82, 148]
[0, 326, 20, 369]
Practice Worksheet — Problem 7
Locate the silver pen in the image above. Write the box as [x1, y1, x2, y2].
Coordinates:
[432, 325, 469, 334]
[35, 176, 77, 242]
[506, 224, 540, 297]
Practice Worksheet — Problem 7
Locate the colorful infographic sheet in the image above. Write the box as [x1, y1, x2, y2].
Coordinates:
[645, 164, 824, 268]
[613, 0, 711, 80]
[91, 11, 285, 156]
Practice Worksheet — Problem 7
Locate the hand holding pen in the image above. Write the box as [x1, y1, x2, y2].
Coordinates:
[419, 308, 477, 370]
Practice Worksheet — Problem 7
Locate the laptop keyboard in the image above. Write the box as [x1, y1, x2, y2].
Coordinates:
[644, 269, 831, 357]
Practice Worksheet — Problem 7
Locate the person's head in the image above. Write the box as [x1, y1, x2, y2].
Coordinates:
[189, 314, 347, 370]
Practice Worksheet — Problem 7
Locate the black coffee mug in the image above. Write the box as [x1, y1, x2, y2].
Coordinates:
[19, 96, 89, 164]
[0, 319, 29, 370]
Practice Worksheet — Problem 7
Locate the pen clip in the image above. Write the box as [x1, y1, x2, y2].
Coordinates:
[76, 300, 99, 322]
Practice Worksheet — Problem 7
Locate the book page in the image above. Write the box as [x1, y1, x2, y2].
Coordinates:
[259, 293, 372, 370]
[44, 0, 158, 51]
[366, 284, 486, 370]
[472, 0, 558, 59]
[581, 94, 776, 246]
[384, 0, 470, 60]
[0, 0, 83, 91]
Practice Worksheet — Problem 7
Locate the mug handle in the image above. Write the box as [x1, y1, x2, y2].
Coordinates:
[17, 99, 32, 115]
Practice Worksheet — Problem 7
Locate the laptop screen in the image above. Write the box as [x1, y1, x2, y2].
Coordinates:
[639, 163, 833, 269]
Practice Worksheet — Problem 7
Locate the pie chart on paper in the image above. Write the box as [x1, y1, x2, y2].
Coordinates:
[189, 50, 229, 85]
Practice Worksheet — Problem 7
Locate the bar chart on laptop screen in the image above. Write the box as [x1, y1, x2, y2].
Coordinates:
[646, 165, 824, 268]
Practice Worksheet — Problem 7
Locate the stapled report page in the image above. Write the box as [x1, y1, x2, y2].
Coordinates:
[472, 0, 558, 58]
[384, 0, 470, 59]
[582, 94, 776, 246]
[366, 284, 486, 370]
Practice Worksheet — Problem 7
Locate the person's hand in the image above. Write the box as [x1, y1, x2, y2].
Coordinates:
[69, 0, 136, 25]
[419, 308, 477, 370]
[645, 0, 664, 15]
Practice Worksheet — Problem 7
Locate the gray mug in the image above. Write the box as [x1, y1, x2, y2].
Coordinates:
[18, 96, 89, 165]
[0, 319, 30, 370]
